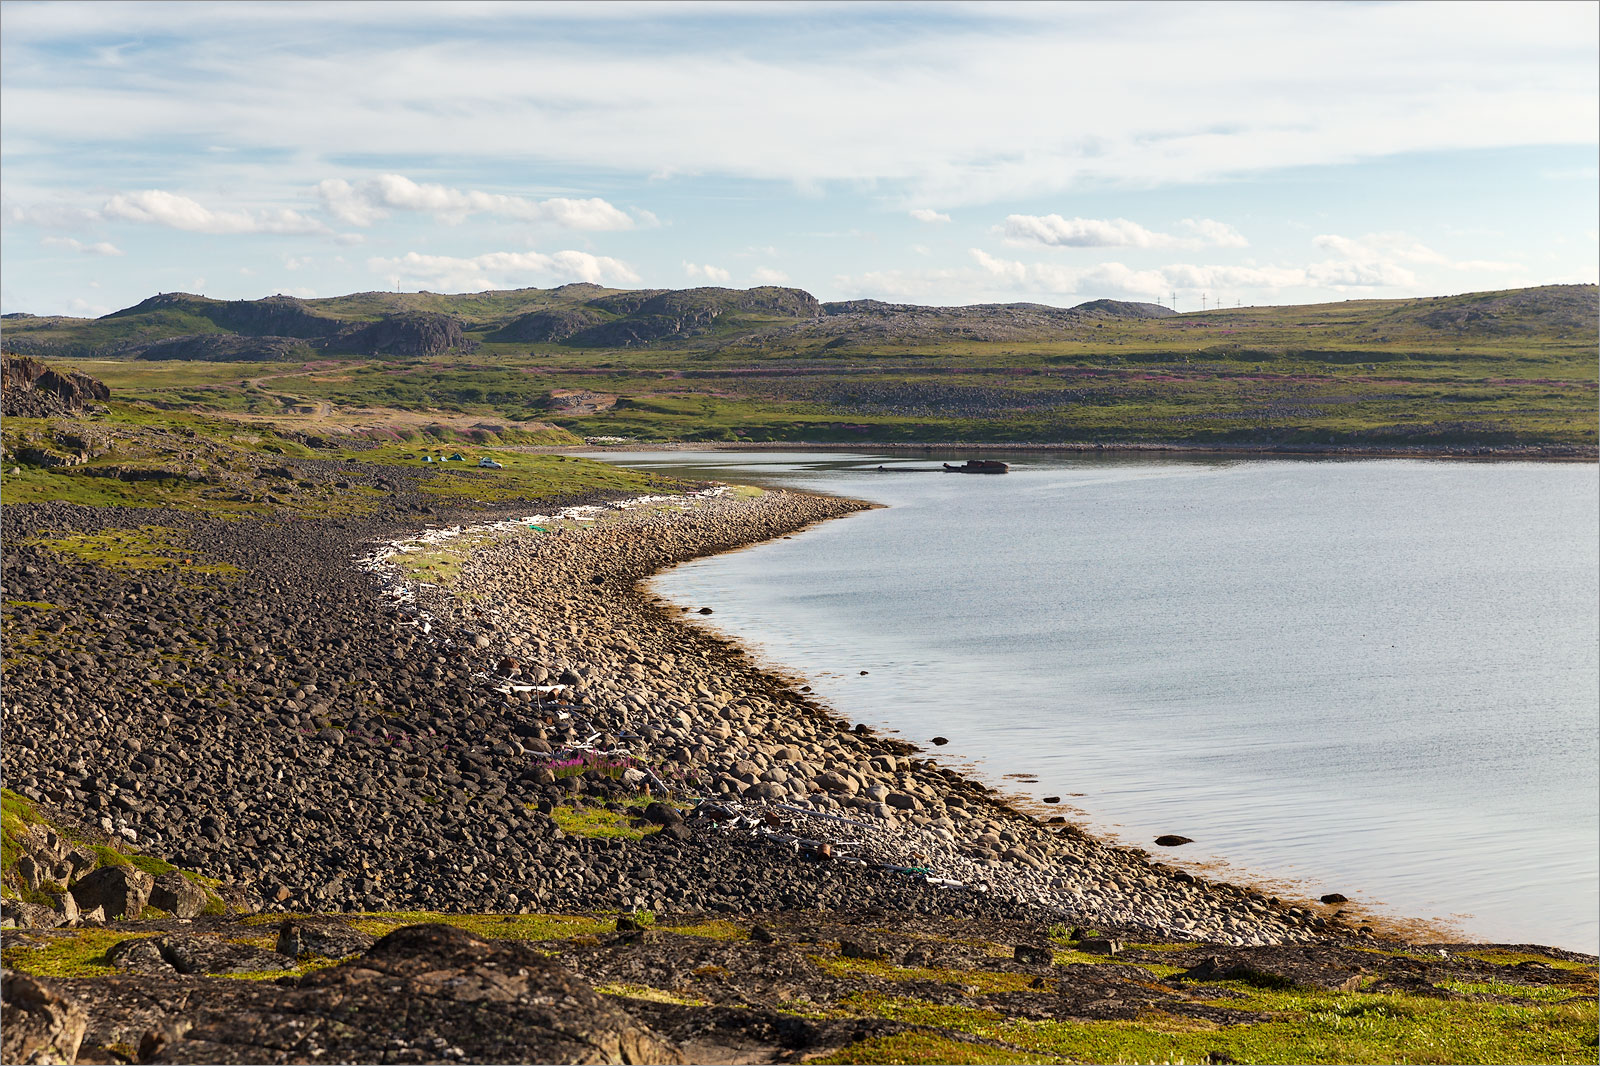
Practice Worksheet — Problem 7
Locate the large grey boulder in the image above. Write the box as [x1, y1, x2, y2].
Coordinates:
[0, 970, 87, 1065]
[149, 872, 209, 918]
[275, 917, 375, 959]
[69, 865, 153, 920]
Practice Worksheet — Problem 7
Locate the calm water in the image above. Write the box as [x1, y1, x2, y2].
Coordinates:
[587, 451, 1599, 952]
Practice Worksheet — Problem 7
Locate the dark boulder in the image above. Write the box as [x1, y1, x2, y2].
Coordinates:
[140, 924, 684, 1064]
[1, 355, 109, 417]
[640, 802, 683, 826]
[69, 865, 153, 920]
[0, 971, 87, 1065]
[335, 312, 472, 357]
[488, 307, 606, 344]
[275, 917, 375, 959]
[149, 872, 209, 918]
[156, 935, 293, 976]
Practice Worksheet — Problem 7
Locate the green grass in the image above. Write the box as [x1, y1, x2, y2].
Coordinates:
[816, 983, 1599, 1065]
[26, 285, 1595, 450]
[810, 1031, 1061, 1065]
[655, 919, 750, 941]
[548, 804, 660, 841]
[27, 526, 242, 576]
[238, 910, 619, 944]
[1458, 949, 1597, 975]
[1, 787, 224, 912]
[813, 953, 1051, 995]
[0, 929, 163, 978]
[1437, 980, 1592, 1003]
[596, 983, 712, 1006]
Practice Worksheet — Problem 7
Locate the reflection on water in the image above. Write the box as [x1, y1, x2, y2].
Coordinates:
[585, 450, 1600, 953]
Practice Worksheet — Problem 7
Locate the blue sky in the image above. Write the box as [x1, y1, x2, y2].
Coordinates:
[2, 0, 1596, 317]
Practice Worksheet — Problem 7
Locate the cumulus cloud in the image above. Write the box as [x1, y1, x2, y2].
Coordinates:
[972, 248, 1418, 300]
[41, 236, 123, 256]
[1002, 215, 1169, 248]
[751, 266, 790, 284]
[102, 190, 327, 234]
[1179, 218, 1249, 248]
[1313, 232, 1520, 273]
[369, 249, 640, 291]
[909, 208, 951, 224]
[317, 175, 634, 230]
[684, 261, 732, 283]
[6, 203, 104, 229]
[1002, 214, 1247, 249]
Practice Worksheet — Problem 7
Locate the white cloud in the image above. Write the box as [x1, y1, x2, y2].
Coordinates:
[1002, 214, 1247, 249]
[369, 249, 641, 291]
[972, 249, 1415, 300]
[684, 261, 732, 283]
[1179, 218, 1249, 249]
[67, 297, 112, 317]
[1313, 232, 1520, 273]
[751, 266, 790, 284]
[102, 190, 327, 234]
[909, 208, 951, 224]
[316, 175, 634, 230]
[5, 4, 1592, 207]
[6, 203, 103, 229]
[41, 236, 123, 256]
[1002, 215, 1169, 248]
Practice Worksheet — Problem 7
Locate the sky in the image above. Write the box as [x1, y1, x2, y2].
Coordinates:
[2, 0, 1596, 318]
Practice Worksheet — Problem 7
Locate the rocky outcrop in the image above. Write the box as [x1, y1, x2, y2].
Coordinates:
[0, 971, 87, 1065]
[1071, 298, 1178, 319]
[104, 293, 344, 339]
[128, 335, 314, 362]
[488, 307, 607, 343]
[275, 917, 374, 959]
[149, 873, 209, 919]
[335, 312, 474, 356]
[568, 287, 823, 348]
[1, 356, 110, 417]
[138, 924, 684, 1064]
[69, 866, 153, 921]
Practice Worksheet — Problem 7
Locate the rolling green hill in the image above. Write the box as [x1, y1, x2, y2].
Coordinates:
[3, 283, 1594, 451]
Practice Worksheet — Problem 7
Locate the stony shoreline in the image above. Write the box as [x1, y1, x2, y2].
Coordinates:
[373, 484, 1355, 946]
[4, 464, 1596, 1064]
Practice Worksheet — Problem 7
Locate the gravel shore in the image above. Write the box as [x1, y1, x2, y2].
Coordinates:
[374, 485, 1344, 945]
[2, 476, 1356, 943]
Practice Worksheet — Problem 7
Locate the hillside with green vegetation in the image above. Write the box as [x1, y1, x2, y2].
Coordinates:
[4, 283, 1594, 451]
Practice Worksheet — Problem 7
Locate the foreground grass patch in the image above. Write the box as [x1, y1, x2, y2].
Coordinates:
[548, 804, 660, 841]
[597, 983, 711, 1006]
[0, 929, 162, 978]
[26, 526, 242, 577]
[655, 919, 750, 941]
[810, 1031, 1060, 1065]
[817, 981, 1599, 1065]
[240, 911, 618, 944]
[814, 954, 1044, 995]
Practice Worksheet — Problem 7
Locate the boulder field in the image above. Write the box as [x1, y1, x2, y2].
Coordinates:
[3, 472, 1593, 1064]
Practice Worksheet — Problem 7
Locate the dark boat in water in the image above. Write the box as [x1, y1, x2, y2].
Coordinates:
[943, 459, 1009, 474]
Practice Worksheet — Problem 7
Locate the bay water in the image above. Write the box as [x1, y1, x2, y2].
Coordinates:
[586, 450, 1599, 952]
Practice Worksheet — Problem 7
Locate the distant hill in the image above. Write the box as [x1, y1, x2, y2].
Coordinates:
[0, 283, 1593, 361]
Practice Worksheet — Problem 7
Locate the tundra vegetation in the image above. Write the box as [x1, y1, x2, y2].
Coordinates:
[0, 285, 1595, 1065]
[4, 282, 1594, 451]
